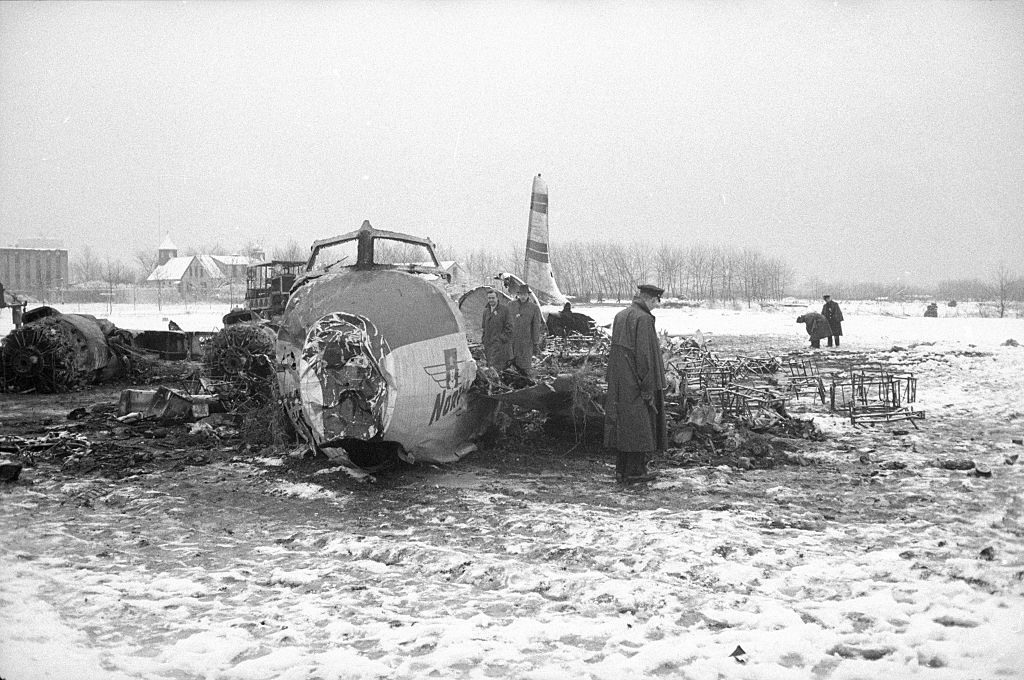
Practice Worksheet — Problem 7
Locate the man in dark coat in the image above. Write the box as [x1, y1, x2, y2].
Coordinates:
[604, 284, 667, 484]
[796, 312, 832, 349]
[509, 284, 544, 377]
[481, 289, 513, 368]
[821, 295, 844, 347]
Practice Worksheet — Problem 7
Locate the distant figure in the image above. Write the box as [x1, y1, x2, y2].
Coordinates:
[480, 289, 513, 368]
[821, 295, 844, 347]
[796, 312, 832, 349]
[11, 300, 26, 329]
[509, 284, 544, 377]
[605, 283, 667, 485]
[168, 320, 183, 332]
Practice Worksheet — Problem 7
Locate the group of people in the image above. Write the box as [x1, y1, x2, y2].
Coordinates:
[480, 283, 545, 377]
[796, 295, 845, 348]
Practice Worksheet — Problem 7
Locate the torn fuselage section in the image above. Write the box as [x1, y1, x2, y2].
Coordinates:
[277, 221, 492, 464]
[294, 313, 394, 443]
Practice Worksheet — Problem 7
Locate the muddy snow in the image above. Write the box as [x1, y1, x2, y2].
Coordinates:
[2, 301, 1023, 679]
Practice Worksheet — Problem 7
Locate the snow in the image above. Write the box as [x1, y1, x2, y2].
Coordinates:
[2, 301, 1024, 678]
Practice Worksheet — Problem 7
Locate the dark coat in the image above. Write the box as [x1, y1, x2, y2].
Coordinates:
[798, 312, 832, 342]
[509, 298, 544, 373]
[481, 302, 513, 367]
[822, 300, 844, 336]
[604, 298, 667, 453]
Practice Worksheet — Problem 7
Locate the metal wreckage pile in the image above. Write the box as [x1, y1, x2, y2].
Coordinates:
[470, 328, 925, 470]
[0, 309, 283, 443]
[2, 307, 925, 473]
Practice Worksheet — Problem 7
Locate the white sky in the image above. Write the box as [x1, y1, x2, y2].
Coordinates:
[1, 0, 1022, 284]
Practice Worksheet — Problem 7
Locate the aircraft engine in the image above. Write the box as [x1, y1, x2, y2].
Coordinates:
[277, 268, 489, 463]
[0, 312, 121, 392]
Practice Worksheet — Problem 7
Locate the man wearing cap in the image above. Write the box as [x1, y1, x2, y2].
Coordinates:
[605, 283, 667, 484]
[821, 295, 844, 347]
[481, 288, 513, 368]
[509, 284, 544, 377]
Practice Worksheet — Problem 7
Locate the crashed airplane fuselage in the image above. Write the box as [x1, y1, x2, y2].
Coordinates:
[276, 221, 493, 464]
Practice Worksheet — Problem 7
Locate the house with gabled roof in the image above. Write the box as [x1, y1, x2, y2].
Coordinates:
[146, 235, 254, 292]
[146, 254, 226, 291]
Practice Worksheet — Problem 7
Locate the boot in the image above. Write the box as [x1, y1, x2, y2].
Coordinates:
[835, 337, 840, 347]
[615, 449, 628, 484]
[624, 451, 658, 484]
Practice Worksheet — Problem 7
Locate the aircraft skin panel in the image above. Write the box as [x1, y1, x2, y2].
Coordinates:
[382, 331, 492, 463]
[524, 174, 568, 306]
[283, 269, 461, 351]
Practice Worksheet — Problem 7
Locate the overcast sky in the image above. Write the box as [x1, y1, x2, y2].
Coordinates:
[1, 1, 1021, 284]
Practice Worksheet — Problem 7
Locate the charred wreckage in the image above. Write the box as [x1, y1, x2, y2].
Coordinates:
[0, 225, 923, 475]
[1, 179, 924, 473]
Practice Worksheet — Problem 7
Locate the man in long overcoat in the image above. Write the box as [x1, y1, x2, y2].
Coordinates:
[821, 295, 844, 347]
[509, 284, 544, 377]
[604, 284, 667, 484]
[481, 289, 513, 368]
[796, 312, 832, 349]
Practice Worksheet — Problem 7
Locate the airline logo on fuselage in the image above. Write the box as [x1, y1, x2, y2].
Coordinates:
[425, 347, 467, 425]
[423, 347, 460, 389]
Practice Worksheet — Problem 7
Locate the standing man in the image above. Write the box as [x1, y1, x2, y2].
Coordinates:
[509, 284, 544, 377]
[604, 283, 667, 485]
[821, 295, 844, 347]
[11, 300, 26, 329]
[481, 289, 513, 369]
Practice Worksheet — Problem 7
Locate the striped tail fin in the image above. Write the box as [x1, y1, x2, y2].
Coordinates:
[523, 174, 568, 305]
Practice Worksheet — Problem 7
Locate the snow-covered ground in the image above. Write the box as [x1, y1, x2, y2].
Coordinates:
[2, 301, 1024, 679]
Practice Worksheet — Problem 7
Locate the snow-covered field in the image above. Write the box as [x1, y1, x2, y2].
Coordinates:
[2, 302, 1024, 679]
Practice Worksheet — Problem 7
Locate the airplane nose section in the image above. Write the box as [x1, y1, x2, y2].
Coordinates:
[293, 313, 394, 444]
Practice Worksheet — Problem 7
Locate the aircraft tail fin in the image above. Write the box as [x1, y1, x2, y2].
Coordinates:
[523, 174, 568, 306]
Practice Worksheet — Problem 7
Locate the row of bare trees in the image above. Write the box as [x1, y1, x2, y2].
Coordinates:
[446, 240, 794, 304]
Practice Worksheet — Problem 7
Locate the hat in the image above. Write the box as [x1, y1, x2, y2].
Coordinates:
[638, 284, 665, 297]
[517, 284, 531, 294]
[823, 294, 831, 300]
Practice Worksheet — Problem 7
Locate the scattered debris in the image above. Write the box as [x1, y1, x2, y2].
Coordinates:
[827, 644, 895, 660]
[972, 464, 993, 478]
[730, 645, 747, 664]
[0, 458, 22, 482]
[935, 458, 976, 471]
[1002, 339, 1019, 347]
[979, 546, 996, 561]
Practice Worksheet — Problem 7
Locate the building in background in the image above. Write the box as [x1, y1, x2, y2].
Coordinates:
[146, 235, 253, 293]
[0, 247, 69, 301]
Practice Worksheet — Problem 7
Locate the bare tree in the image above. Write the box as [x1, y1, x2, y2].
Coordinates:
[990, 263, 1020, 318]
[272, 240, 309, 263]
[135, 249, 160, 283]
[71, 245, 103, 284]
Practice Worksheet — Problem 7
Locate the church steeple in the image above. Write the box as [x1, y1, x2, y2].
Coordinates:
[158, 234, 178, 265]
